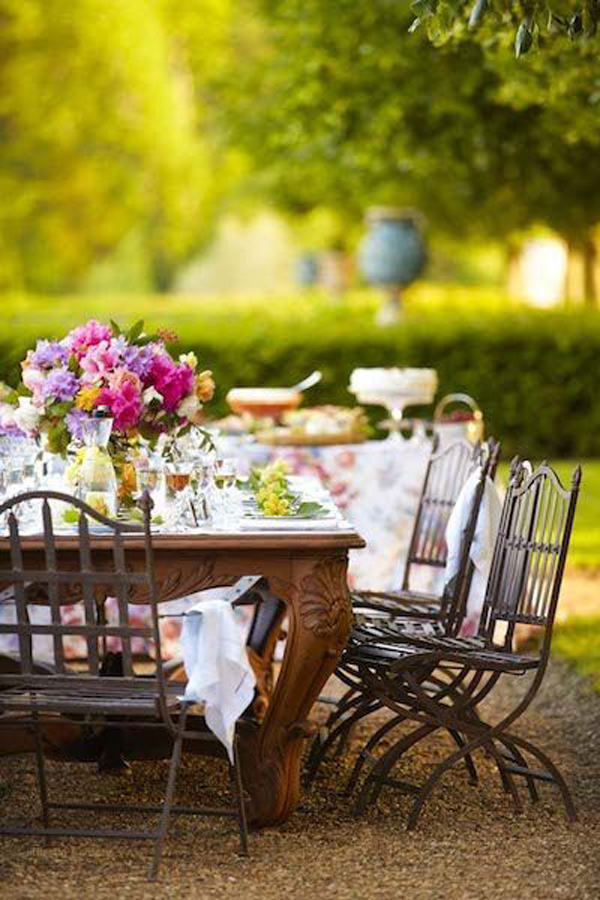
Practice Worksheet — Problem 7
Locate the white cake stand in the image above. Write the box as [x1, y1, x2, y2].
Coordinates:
[350, 387, 431, 442]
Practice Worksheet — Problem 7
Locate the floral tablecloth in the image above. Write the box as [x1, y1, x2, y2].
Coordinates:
[220, 436, 432, 591]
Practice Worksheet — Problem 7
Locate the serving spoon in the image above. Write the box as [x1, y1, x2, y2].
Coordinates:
[291, 370, 322, 392]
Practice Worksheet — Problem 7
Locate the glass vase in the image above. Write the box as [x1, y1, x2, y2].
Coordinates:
[78, 417, 118, 520]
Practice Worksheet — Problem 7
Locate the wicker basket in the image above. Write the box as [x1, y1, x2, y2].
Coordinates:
[433, 393, 484, 446]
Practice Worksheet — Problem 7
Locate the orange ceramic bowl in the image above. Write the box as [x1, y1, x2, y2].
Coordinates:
[226, 387, 302, 418]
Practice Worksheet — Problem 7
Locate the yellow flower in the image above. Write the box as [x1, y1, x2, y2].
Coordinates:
[179, 351, 198, 370]
[75, 386, 101, 411]
[195, 370, 215, 403]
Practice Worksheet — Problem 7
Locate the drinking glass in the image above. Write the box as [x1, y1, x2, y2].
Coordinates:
[211, 458, 242, 530]
[164, 461, 194, 530]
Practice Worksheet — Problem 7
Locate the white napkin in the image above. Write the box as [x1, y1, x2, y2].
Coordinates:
[180, 596, 256, 761]
[444, 469, 503, 636]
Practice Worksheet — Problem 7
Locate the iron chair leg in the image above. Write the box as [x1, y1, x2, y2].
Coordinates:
[149, 704, 189, 881]
[32, 712, 51, 834]
[232, 737, 249, 856]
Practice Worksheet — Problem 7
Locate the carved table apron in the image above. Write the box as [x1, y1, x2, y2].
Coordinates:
[0, 529, 365, 827]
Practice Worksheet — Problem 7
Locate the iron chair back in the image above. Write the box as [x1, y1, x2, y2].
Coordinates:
[478, 459, 581, 662]
[403, 437, 500, 628]
[403, 438, 498, 584]
[0, 489, 174, 730]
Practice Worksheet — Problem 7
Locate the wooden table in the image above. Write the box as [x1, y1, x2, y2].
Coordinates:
[0, 526, 365, 826]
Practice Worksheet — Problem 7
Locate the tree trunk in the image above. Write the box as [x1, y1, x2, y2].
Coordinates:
[582, 234, 597, 307]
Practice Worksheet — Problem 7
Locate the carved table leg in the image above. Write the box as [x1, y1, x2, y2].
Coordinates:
[240, 552, 352, 826]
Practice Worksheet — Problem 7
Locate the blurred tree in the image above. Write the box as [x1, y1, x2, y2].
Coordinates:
[219, 0, 600, 299]
[0, 0, 235, 292]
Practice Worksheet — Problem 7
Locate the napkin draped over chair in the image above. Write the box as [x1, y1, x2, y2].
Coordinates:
[181, 595, 256, 761]
[444, 468, 503, 637]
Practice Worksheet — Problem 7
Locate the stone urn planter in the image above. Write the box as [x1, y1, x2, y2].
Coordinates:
[358, 207, 427, 324]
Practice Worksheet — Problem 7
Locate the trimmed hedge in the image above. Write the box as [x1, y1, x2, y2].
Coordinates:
[0, 291, 599, 459]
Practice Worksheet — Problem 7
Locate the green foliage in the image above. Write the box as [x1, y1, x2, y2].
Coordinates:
[407, 0, 600, 56]
[221, 0, 600, 248]
[1, 289, 599, 462]
[0, 0, 236, 293]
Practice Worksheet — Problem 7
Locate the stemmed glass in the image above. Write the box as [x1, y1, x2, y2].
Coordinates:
[0, 435, 41, 530]
[211, 458, 242, 530]
[164, 461, 194, 530]
[190, 455, 214, 524]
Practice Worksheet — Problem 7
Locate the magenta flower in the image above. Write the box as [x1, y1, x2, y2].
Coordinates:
[66, 319, 113, 358]
[149, 354, 195, 411]
[99, 381, 143, 431]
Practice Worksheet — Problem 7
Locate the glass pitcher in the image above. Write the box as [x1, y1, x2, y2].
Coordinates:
[78, 417, 118, 520]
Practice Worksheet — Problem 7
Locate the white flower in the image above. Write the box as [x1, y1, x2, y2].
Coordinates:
[0, 402, 16, 430]
[143, 387, 163, 405]
[179, 351, 198, 370]
[176, 393, 201, 421]
[13, 397, 42, 434]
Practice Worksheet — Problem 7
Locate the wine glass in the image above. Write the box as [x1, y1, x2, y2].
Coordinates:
[164, 461, 194, 530]
[211, 458, 242, 530]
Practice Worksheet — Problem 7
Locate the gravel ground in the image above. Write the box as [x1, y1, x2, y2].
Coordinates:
[1, 657, 599, 900]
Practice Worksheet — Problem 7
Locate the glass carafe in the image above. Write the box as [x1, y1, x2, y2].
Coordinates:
[78, 417, 117, 519]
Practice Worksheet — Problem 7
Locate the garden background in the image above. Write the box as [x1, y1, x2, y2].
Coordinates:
[1, 0, 599, 678]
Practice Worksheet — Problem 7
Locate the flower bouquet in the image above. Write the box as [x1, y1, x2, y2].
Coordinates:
[1, 318, 214, 454]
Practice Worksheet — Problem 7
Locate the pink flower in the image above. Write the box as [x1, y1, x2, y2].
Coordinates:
[149, 354, 195, 412]
[108, 367, 142, 394]
[99, 380, 143, 431]
[22, 366, 46, 407]
[66, 319, 113, 358]
[79, 340, 121, 384]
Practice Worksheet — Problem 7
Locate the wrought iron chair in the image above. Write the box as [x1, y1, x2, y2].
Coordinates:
[343, 460, 581, 827]
[351, 436, 500, 627]
[0, 490, 249, 879]
[305, 442, 498, 783]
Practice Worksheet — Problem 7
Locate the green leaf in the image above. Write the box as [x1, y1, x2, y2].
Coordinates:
[47, 401, 74, 418]
[296, 501, 328, 518]
[408, 16, 422, 33]
[127, 319, 145, 342]
[62, 508, 80, 525]
[468, 0, 487, 29]
[110, 319, 122, 336]
[515, 22, 533, 57]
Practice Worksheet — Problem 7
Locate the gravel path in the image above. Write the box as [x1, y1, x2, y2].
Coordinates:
[1, 658, 599, 900]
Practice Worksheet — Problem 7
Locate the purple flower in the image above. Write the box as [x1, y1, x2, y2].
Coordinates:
[123, 343, 157, 380]
[43, 367, 79, 402]
[66, 408, 90, 440]
[29, 340, 68, 369]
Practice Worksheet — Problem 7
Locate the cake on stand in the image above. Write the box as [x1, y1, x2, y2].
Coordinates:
[349, 367, 438, 442]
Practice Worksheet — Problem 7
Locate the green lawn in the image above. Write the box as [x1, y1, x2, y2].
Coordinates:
[553, 616, 600, 691]
[499, 460, 600, 571]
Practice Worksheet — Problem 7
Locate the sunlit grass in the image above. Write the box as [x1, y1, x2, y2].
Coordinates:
[499, 460, 599, 571]
[553, 617, 600, 690]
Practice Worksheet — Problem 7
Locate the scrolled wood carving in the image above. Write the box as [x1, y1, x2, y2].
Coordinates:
[299, 556, 351, 643]
[153, 560, 237, 604]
